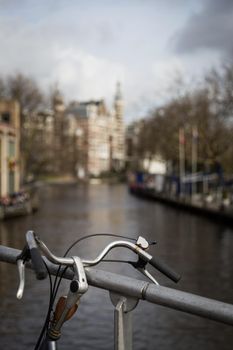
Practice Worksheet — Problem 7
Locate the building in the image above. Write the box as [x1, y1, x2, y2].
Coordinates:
[110, 82, 125, 171]
[66, 100, 109, 177]
[0, 100, 20, 196]
[22, 83, 125, 179]
[64, 83, 125, 178]
[52, 90, 74, 175]
[23, 107, 55, 176]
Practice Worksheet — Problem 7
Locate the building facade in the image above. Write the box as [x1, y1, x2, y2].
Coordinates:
[59, 83, 125, 178]
[22, 83, 125, 179]
[0, 100, 20, 196]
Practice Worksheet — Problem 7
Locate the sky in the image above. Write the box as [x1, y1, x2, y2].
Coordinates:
[0, 0, 232, 122]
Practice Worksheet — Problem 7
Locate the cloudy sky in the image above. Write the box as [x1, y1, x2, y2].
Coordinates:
[0, 0, 232, 122]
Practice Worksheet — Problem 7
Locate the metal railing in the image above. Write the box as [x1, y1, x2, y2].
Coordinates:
[0, 245, 233, 349]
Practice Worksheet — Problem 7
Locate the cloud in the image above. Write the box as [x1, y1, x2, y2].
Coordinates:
[0, 15, 125, 105]
[174, 0, 233, 57]
[0, 5, 163, 122]
[1, 0, 227, 122]
[49, 48, 126, 102]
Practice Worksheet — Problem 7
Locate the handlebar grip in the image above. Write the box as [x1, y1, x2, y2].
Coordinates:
[149, 256, 181, 283]
[26, 230, 47, 280]
[30, 247, 47, 280]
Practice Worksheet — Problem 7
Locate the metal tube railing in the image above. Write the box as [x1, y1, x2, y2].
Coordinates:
[0, 245, 233, 326]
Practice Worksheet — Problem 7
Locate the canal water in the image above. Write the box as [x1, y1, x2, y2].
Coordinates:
[0, 183, 233, 349]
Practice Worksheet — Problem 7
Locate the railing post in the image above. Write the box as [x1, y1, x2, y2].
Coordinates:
[110, 292, 139, 350]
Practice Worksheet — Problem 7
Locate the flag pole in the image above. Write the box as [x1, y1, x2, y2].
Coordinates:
[179, 127, 185, 198]
[191, 126, 198, 201]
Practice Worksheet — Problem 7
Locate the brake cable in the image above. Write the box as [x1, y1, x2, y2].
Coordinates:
[35, 233, 138, 348]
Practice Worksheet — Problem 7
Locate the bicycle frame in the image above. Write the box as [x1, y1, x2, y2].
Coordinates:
[39, 339, 56, 350]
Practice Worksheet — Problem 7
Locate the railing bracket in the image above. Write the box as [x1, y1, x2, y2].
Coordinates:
[110, 292, 139, 350]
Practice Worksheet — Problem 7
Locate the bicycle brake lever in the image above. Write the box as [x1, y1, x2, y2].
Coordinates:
[16, 245, 30, 300]
[137, 267, 159, 285]
[129, 258, 159, 285]
[16, 259, 25, 299]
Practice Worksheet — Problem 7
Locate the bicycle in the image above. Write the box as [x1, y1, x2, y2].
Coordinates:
[15, 231, 181, 349]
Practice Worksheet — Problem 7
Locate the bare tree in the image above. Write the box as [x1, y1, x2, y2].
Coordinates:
[0, 78, 6, 98]
[133, 64, 233, 174]
[6, 73, 44, 117]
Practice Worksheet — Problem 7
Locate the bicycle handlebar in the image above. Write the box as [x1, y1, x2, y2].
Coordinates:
[36, 236, 181, 283]
[149, 256, 181, 283]
[26, 231, 47, 280]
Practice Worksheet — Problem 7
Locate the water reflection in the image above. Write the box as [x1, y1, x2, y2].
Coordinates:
[0, 183, 233, 349]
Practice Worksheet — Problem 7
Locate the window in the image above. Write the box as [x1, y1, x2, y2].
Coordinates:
[8, 171, 15, 194]
[9, 140, 15, 157]
[1, 112, 11, 123]
[8, 140, 16, 194]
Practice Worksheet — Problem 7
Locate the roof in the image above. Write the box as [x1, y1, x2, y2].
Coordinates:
[66, 99, 106, 118]
[66, 104, 88, 118]
[79, 99, 104, 106]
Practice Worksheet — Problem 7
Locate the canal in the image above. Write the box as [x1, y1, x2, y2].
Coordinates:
[0, 183, 233, 349]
